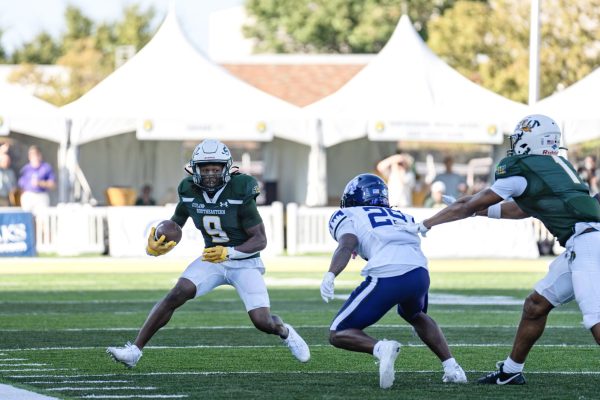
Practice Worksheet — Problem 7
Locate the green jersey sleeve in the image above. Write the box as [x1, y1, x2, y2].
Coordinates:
[239, 198, 263, 229]
[170, 178, 190, 227]
[230, 173, 261, 203]
[495, 156, 523, 180]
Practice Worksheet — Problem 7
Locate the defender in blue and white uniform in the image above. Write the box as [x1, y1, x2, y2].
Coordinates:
[320, 173, 467, 389]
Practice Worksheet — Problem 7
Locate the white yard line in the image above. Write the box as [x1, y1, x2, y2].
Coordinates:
[0, 363, 47, 366]
[1, 343, 596, 353]
[26, 381, 130, 384]
[47, 387, 157, 391]
[9, 370, 600, 380]
[0, 324, 584, 332]
[0, 368, 72, 372]
[79, 396, 187, 399]
[0, 383, 59, 400]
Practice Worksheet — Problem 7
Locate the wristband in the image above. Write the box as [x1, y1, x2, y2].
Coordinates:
[227, 247, 257, 260]
[487, 203, 501, 219]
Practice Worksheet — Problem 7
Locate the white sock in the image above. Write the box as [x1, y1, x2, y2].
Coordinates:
[442, 357, 458, 370]
[373, 340, 384, 359]
[503, 357, 524, 373]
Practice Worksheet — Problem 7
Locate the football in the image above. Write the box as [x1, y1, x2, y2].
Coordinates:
[154, 220, 182, 244]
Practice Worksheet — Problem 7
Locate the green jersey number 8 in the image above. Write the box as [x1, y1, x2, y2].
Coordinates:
[203, 216, 230, 243]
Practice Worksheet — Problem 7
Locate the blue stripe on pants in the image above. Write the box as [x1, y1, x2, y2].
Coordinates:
[330, 267, 430, 331]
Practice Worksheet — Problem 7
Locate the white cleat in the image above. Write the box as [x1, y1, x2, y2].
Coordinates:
[283, 323, 310, 363]
[377, 340, 401, 389]
[106, 342, 142, 368]
[443, 364, 468, 383]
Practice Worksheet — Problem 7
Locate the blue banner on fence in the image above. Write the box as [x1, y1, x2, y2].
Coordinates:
[0, 211, 36, 257]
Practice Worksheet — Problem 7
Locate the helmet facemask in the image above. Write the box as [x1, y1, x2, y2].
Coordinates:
[193, 162, 230, 193]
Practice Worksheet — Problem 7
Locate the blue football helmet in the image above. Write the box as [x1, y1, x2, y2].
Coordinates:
[341, 174, 389, 208]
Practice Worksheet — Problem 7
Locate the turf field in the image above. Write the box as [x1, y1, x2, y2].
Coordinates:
[0, 256, 598, 400]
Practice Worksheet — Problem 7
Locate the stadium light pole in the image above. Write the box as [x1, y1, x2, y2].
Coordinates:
[528, 0, 541, 105]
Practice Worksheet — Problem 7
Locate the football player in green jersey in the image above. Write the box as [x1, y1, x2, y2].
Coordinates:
[403, 114, 600, 385]
[107, 139, 310, 368]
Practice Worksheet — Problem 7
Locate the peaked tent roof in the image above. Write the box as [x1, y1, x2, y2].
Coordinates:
[0, 83, 65, 142]
[62, 5, 306, 146]
[533, 67, 600, 145]
[305, 15, 527, 147]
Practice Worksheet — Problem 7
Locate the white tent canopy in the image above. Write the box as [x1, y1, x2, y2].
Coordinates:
[0, 83, 65, 143]
[533, 67, 600, 145]
[305, 15, 527, 147]
[62, 4, 307, 146]
[60, 5, 313, 205]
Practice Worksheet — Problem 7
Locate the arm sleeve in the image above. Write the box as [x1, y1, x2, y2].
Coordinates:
[171, 202, 189, 227]
[239, 199, 263, 229]
[243, 176, 261, 202]
[490, 176, 528, 200]
[328, 209, 356, 241]
[44, 163, 56, 182]
[333, 218, 356, 242]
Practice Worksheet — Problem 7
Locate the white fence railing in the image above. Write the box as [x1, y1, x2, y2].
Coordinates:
[32, 202, 284, 257]
[35, 205, 106, 255]
[27, 202, 558, 258]
[286, 204, 551, 259]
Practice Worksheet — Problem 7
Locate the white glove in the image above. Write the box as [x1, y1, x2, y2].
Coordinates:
[320, 272, 335, 303]
[403, 221, 430, 237]
[441, 195, 456, 205]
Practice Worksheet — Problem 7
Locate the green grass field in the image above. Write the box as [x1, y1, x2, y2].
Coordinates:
[0, 256, 598, 400]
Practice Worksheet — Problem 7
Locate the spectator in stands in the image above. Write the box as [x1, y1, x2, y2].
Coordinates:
[433, 156, 466, 199]
[582, 156, 599, 195]
[376, 151, 416, 207]
[0, 152, 16, 207]
[424, 181, 446, 208]
[18, 145, 55, 211]
[135, 184, 157, 206]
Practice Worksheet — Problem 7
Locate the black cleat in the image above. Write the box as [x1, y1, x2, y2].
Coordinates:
[477, 362, 526, 385]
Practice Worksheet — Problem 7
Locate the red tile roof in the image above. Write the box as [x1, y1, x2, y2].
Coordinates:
[221, 58, 368, 107]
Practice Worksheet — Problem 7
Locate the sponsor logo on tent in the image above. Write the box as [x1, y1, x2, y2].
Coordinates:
[143, 119, 153, 132]
[256, 121, 267, 133]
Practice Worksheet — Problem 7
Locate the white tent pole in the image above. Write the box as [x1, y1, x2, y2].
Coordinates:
[528, 0, 541, 105]
[58, 119, 72, 204]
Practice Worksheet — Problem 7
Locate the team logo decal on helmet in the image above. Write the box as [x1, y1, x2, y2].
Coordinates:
[341, 173, 389, 208]
[508, 114, 562, 156]
[189, 139, 233, 193]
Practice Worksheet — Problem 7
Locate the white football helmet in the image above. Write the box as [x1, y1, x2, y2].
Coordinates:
[508, 114, 562, 156]
[189, 139, 233, 192]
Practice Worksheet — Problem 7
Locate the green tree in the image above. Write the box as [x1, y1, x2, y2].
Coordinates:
[0, 29, 8, 63]
[10, 32, 61, 64]
[427, 0, 600, 102]
[8, 4, 156, 105]
[244, 0, 475, 53]
[62, 5, 94, 52]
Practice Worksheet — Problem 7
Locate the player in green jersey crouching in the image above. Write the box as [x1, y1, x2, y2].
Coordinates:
[402, 114, 600, 385]
[107, 139, 310, 368]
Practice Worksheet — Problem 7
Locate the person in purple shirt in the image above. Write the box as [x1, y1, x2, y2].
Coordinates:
[18, 145, 56, 211]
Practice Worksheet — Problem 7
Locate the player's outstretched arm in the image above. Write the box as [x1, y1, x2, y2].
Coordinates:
[321, 233, 358, 303]
[423, 188, 503, 229]
[474, 201, 529, 219]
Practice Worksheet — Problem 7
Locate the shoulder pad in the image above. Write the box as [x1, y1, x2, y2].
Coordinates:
[230, 174, 260, 201]
[328, 209, 348, 241]
[177, 176, 194, 195]
[495, 156, 523, 180]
